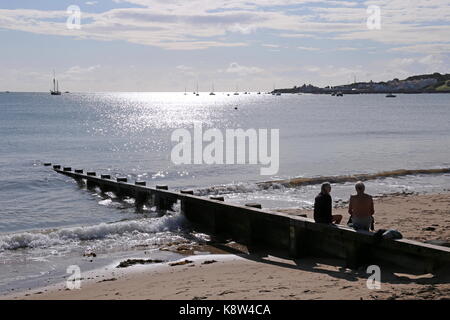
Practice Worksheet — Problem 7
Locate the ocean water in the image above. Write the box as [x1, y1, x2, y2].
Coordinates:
[0, 92, 449, 293]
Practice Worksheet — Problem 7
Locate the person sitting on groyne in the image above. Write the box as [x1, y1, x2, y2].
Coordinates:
[348, 182, 375, 231]
[313, 183, 343, 225]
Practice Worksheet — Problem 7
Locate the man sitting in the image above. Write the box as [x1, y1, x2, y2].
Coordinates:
[313, 183, 342, 225]
[348, 182, 374, 231]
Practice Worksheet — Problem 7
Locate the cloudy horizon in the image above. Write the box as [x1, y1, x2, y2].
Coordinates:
[0, 0, 449, 92]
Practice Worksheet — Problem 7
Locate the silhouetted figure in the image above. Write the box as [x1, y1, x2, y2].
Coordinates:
[314, 183, 342, 224]
[348, 181, 375, 231]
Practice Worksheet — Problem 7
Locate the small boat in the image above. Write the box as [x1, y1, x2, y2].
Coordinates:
[233, 85, 239, 95]
[50, 71, 61, 95]
[336, 92, 343, 97]
[276, 92, 281, 96]
[386, 93, 396, 98]
[257, 92, 261, 95]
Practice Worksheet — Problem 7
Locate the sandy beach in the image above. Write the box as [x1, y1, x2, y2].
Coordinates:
[279, 192, 450, 243]
[2, 0, 450, 305]
[3, 192, 450, 300]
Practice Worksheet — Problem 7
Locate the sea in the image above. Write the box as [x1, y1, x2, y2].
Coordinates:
[0, 92, 449, 294]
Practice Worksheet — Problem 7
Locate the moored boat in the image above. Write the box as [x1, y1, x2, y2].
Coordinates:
[50, 71, 61, 95]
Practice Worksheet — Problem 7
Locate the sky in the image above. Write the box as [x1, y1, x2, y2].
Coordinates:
[0, 0, 449, 92]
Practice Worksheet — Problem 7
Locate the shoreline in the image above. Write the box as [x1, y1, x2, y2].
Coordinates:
[2, 191, 449, 300]
[273, 91, 450, 95]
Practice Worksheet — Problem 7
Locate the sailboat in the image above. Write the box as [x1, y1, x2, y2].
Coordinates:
[233, 84, 239, 95]
[50, 71, 61, 95]
[209, 83, 215, 95]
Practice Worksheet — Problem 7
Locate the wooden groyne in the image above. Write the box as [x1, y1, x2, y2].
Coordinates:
[49, 164, 450, 273]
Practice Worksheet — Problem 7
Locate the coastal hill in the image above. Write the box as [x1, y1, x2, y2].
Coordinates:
[275, 72, 450, 94]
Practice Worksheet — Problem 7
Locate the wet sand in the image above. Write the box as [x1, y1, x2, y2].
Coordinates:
[3, 192, 450, 300]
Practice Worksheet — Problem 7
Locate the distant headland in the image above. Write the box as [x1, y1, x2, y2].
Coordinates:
[274, 72, 450, 94]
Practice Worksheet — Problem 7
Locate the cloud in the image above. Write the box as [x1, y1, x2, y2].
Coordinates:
[66, 65, 100, 75]
[220, 62, 264, 76]
[417, 55, 448, 71]
[297, 46, 320, 51]
[391, 54, 450, 73]
[176, 65, 194, 71]
[332, 47, 360, 51]
[227, 23, 259, 34]
[56, 65, 101, 82]
[262, 44, 281, 48]
[175, 65, 198, 76]
[0, 0, 448, 53]
[389, 43, 450, 55]
[278, 32, 318, 39]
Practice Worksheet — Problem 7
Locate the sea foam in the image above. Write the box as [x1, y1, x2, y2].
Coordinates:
[0, 212, 187, 252]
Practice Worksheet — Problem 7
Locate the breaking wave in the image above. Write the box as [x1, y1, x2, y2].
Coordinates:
[194, 168, 450, 196]
[0, 212, 187, 252]
[195, 182, 269, 196]
[258, 168, 450, 188]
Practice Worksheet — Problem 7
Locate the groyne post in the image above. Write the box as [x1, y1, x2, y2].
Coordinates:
[86, 172, 97, 189]
[134, 181, 148, 211]
[97, 174, 112, 193]
[155, 185, 176, 211]
[115, 177, 128, 198]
